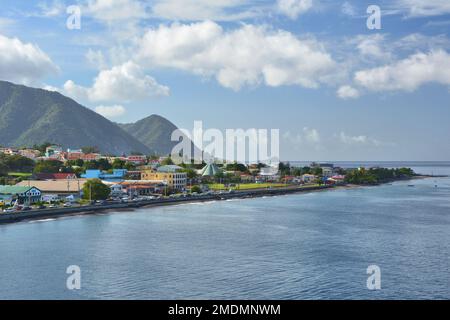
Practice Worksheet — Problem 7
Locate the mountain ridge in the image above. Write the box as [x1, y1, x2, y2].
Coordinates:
[0, 81, 180, 156]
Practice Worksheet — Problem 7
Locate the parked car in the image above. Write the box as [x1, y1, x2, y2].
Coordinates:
[63, 202, 72, 207]
[2, 208, 15, 213]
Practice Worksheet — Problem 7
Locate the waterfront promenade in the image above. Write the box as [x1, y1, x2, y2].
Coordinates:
[0, 185, 333, 225]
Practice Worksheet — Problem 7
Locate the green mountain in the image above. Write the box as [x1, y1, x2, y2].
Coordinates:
[0, 80, 151, 155]
[118, 114, 183, 156]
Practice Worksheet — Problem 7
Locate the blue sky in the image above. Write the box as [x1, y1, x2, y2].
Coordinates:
[1, 0, 450, 161]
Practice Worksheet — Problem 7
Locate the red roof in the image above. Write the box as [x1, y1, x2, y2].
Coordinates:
[35, 173, 77, 180]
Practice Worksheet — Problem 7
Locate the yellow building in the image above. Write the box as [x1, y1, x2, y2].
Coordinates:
[141, 165, 187, 191]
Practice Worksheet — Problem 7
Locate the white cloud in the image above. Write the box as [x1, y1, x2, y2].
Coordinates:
[338, 132, 391, 147]
[0, 34, 58, 85]
[303, 127, 320, 143]
[277, 0, 313, 19]
[136, 21, 336, 90]
[85, 49, 107, 70]
[43, 84, 60, 92]
[64, 61, 169, 103]
[341, 1, 357, 16]
[353, 34, 391, 61]
[337, 85, 360, 99]
[394, 0, 450, 17]
[354, 50, 450, 92]
[84, 0, 148, 22]
[282, 127, 320, 146]
[37, 0, 65, 17]
[151, 0, 262, 21]
[95, 105, 126, 118]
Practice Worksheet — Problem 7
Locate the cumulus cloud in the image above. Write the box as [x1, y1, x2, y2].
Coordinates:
[0, 34, 58, 85]
[354, 50, 450, 92]
[353, 34, 391, 61]
[64, 61, 169, 103]
[136, 21, 336, 91]
[95, 105, 126, 118]
[85, 49, 107, 70]
[337, 85, 360, 99]
[277, 0, 313, 19]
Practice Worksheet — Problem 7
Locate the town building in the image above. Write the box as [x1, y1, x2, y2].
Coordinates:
[18, 149, 41, 160]
[126, 155, 147, 165]
[301, 174, 317, 184]
[16, 179, 87, 196]
[81, 169, 127, 182]
[257, 166, 280, 182]
[0, 185, 42, 205]
[35, 173, 78, 180]
[200, 163, 222, 177]
[141, 165, 187, 191]
[119, 181, 165, 197]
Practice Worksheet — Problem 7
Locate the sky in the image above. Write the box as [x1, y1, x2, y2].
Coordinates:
[0, 0, 450, 161]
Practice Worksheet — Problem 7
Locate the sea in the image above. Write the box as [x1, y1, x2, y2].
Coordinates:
[0, 161, 449, 299]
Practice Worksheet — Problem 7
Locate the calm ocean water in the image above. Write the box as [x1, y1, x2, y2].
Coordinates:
[0, 162, 449, 299]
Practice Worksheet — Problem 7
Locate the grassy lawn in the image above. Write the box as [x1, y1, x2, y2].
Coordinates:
[207, 183, 288, 191]
[7, 172, 32, 177]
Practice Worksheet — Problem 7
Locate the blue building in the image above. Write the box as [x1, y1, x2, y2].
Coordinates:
[81, 169, 127, 182]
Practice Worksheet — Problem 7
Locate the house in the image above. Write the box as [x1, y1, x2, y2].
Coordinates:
[0, 148, 18, 155]
[65, 151, 101, 161]
[0, 185, 42, 205]
[141, 165, 187, 191]
[16, 179, 87, 196]
[81, 169, 127, 182]
[322, 167, 333, 178]
[258, 166, 280, 182]
[109, 184, 125, 197]
[301, 174, 317, 184]
[329, 175, 346, 185]
[35, 173, 78, 180]
[18, 149, 41, 160]
[119, 181, 165, 196]
[240, 173, 255, 183]
[45, 145, 63, 158]
[126, 155, 147, 165]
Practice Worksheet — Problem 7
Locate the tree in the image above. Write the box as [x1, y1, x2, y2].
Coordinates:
[191, 185, 202, 194]
[32, 142, 52, 154]
[0, 162, 8, 176]
[33, 160, 64, 174]
[2, 154, 35, 172]
[81, 146, 100, 154]
[82, 179, 110, 200]
[161, 156, 174, 166]
[312, 167, 323, 176]
[112, 158, 126, 169]
[184, 168, 198, 180]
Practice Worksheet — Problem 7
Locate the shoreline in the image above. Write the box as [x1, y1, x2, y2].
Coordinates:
[0, 174, 443, 225]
